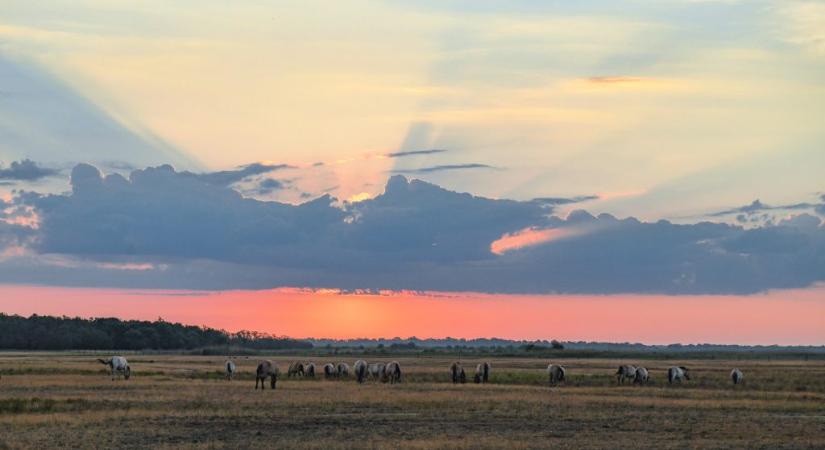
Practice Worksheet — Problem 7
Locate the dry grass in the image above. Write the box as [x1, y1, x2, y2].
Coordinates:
[1, 353, 823, 449]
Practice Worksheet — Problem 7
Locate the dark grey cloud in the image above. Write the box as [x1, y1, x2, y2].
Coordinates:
[386, 149, 448, 158]
[3, 163, 825, 295]
[0, 159, 58, 181]
[185, 162, 293, 186]
[390, 163, 494, 174]
[709, 199, 820, 217]
[252, 178, 286, 195]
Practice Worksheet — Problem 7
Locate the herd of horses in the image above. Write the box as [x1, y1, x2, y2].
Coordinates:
[96, 357, 747, 388]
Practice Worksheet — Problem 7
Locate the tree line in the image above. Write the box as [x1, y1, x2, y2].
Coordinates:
[0, 314, 312, 351]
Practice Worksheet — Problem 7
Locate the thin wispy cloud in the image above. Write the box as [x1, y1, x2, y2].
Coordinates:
[386, 149, 448, 158]
[390, 163, 495, 174]
[0, 159, 58, 181]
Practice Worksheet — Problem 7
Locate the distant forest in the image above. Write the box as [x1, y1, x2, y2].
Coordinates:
[0, 314, 312, 351]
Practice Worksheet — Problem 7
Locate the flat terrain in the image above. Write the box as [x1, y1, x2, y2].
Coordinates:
[1, 353, 824, 449]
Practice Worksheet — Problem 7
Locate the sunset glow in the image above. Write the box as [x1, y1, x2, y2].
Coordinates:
[1, 285, 823, 345]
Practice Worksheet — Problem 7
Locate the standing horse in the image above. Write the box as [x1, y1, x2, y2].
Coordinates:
[323, 363, 336, 379]
[337, 363, 350, 378]
[255, 360, 280, 390]
[383, 361, 402, 384]
[547, 364, 566, 386]
[354, 360, 368, 384]
[304, 362, 316, 378]
[369, 363, 385, 380]
[731, 368, 744, 386]
[474, 362, 491, 384]
[225, 359, 236, 381]
[616, 365, 637, 385]
[668, 366, 690, 384]
[98, 357, 131, 381]
[450, 362, 466, 384]
[634, 366, 649, 385]
[288, 362, 305, 378]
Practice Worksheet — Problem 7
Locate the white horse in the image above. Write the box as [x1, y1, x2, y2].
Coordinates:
[305, 362, 316, 378]
[547, 364, 566, 386]
[225, 359, 236, 381]
[474, 362, 491, 384]
[337, 363, 350, 378]
[634, 366, 649, 385]
[383, 361, 401, 384]
[354, 360, 368, 384]
[668, 366, 690, 384]
[98, 356, 131, 381]
[368, 363, 385, 380]
[616, 365, 637, 385]
[323, 363, 336, 379]
[450, 362, 466, 384]
[731, 368, 744, 386]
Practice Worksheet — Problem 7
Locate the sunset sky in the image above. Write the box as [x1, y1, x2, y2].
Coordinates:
[1, 1, 823, 343]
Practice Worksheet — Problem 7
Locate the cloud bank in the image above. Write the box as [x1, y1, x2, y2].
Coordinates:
[1, 163, 823, 294]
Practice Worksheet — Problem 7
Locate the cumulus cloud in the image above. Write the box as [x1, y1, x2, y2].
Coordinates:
[0, 159, 58, 181]
[3, 163, 825, 294]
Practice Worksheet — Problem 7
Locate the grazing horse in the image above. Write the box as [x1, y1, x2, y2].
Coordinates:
[547, 364, 566, 386]
[323, 363, 336, 379]
[255, 360, 280, 390]
[731, 368, 744, 386]
[383, 361, 402, 384]
[337, 363, 350, 378]
[353, 360, 368, 384]
[450, 362, 466, 384]
[634, 367, 650, 385]
[304, 363, 316, 378]
[668, 366, 690, 384]
[98, 356, 131, 381]
[616, 365, 637, 385]
[474, 362, 491, 384]
[368, 363, 385, 380]
[288, 362, 305, 378]
[225, 359, 236, 381]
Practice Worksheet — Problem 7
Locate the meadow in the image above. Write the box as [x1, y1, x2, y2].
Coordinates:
[1, 353, 824, 449]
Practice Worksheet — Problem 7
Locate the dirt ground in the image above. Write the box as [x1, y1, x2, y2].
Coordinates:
[1, 353, 824, 449]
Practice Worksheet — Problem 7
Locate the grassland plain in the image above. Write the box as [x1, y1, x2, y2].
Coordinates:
[1, 353, 824, 449]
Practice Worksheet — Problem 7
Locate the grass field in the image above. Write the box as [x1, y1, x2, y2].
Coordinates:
[1, 353, 824, 449]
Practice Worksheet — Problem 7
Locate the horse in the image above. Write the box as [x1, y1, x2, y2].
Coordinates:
[450, 362, 466, 384]
[305, 362, 316, 378]
[383, 361, 402, 384]
[97, 356, 131, 381]
[668, 366, 690, 384]
[225, 359, 236, 381]
[634, 366, 649, 385]
[368, 363, 385, 380]
[474, 362, 491, 384]
[323, 363, 336, 379]
[354, 360, 368, 384]
[616, 365, 637, 385]
[288, 361, 305, 378]
[337, 363, 350, 378]
[547, 364, 566, 386]
[255, 360, 280, 390]
[731, 368, 744, 386]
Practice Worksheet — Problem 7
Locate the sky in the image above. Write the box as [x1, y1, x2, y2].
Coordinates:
[0, 1, 823, 343]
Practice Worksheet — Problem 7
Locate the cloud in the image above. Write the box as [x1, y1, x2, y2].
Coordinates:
[709, 198, 823, 218]
[530, 195, 599, 206]
[185, 162, 293, 186]
[390, 163, 495, 174]
[252, 178, 287, 195]
[586, 76, 645, 84]
[0, 159, 58, 181]
[386, 149, 448, 158]
[3, 163, 824, 294]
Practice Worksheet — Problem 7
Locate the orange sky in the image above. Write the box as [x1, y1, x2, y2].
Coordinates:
[1, 285, 823, 345]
